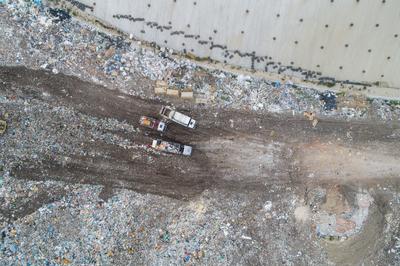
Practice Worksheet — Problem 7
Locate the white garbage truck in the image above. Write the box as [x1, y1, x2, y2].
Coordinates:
[159, 106, 196, 129]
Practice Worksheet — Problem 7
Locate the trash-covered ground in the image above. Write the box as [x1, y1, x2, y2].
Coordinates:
[1, 1, 400, 265]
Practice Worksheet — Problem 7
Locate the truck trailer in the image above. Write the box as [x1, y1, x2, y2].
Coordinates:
[159, 106, 196, 129]
[151, 139, 192, 156]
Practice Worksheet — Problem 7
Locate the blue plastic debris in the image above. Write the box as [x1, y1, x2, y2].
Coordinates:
[33, 0, 42, 5]
[48, 8, 71, 22]
[10, 244, 18, 253]
[113, 54, 122, 61]
[320, 91, 337, 111]
[160, 230, 170, 243]
[272, 80, 281, 88]
[47, 225, 56, 237]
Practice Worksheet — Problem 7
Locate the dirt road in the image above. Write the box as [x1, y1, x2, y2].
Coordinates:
[1, 66, 399, 202]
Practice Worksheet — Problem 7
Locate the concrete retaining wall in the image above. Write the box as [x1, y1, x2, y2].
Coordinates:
[65, 0, 400, 90]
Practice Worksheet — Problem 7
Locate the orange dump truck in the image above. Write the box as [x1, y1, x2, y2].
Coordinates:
[139, 116, 167, 132]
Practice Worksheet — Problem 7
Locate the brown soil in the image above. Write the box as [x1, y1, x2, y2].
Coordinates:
[1, 66, 399, 202]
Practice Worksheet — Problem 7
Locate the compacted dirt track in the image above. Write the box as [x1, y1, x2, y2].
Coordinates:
[1, 66, 399, 201]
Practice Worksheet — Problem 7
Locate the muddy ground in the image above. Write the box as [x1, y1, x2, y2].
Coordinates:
[1, 66, 400, 265]
[2, 65, 399, 199]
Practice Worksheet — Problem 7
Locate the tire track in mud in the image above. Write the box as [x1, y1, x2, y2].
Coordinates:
[2, 66, 400, 201]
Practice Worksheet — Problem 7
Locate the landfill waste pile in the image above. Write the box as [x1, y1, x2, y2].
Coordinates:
[1, 1, 400, 265]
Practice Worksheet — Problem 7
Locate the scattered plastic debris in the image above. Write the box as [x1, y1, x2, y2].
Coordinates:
[0, 120, 6, 134]
[264, 201, 272, 211]
[48, 8, 71, 23]
[303, 111, 318, 127]
[312, 118, 318, 128]
[272, 80, 281, 88]
[303, 111, 315, 121]
[160, 230, 170, 243]
[320, 91, 337, 111]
